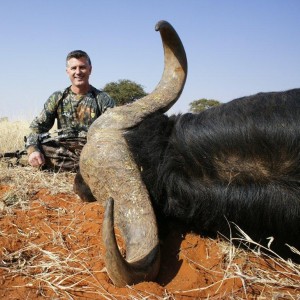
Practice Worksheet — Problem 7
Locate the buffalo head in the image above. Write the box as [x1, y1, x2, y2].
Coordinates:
[75, 19, 300, 287]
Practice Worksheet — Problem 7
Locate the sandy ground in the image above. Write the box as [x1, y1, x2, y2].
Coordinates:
[1, 171, 300, 299]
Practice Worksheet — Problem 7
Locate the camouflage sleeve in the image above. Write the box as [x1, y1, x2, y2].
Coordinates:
[25, 91, 62, 154]
[96, 90, 115, 114]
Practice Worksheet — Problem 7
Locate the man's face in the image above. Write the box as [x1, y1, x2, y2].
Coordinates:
[66, 57, 92, 89]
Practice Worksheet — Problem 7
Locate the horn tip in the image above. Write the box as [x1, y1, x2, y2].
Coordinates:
[155, 20, 171, 32]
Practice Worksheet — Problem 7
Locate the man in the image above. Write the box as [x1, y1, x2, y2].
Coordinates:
[26, 50, 115, 171]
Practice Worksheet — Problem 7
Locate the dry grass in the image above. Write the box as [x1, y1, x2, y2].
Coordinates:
[0, 166, 107, 299]
[0, 166, 74, 212]
[0, 120, 113, 299]
[228, 229, 300, 297]
[0, 119, 69, 211]
[0, 118, 57, 153]
[0, 119, 31, 152]
[1, 241, 100, 298]
[196, 232, 300, 298]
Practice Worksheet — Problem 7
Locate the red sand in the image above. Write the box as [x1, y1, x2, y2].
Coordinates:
[0, 184, 298, 299]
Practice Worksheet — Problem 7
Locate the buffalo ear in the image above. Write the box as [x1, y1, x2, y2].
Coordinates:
[74, 171, 97, 202]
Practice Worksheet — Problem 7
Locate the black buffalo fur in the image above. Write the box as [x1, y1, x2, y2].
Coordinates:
[124, 88, 300, 256]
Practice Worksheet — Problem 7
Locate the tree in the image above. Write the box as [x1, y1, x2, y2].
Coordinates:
[189, 98, 221, 113]
[103, 79, 148, 106]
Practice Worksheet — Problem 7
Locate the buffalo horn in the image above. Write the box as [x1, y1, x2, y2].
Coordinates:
[79, 20, 187, 286]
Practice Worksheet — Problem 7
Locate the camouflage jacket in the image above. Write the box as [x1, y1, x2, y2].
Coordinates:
[26, 85, 115, 154]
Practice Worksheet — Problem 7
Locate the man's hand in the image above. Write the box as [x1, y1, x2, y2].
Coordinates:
[28, 151, 45, 167]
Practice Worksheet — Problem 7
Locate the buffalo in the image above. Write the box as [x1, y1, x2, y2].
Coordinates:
[74, 20, 300, 287]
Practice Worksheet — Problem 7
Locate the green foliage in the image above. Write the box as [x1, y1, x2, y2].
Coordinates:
[189, 98, 221, 113]
[103, 79, 148, 106]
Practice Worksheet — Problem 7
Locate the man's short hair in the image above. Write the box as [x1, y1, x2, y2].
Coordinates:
[66, 50, 92, 66]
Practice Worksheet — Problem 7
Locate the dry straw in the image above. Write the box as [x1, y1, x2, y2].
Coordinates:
[0, 118, 31, 152]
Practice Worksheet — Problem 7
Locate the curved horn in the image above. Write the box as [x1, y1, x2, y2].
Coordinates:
[102, 198, 160, 286]
[88, 20, 188, 132]
[79, 20, 187, 286]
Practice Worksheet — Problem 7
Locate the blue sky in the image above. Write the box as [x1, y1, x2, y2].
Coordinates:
[1, 0, 299, 120]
